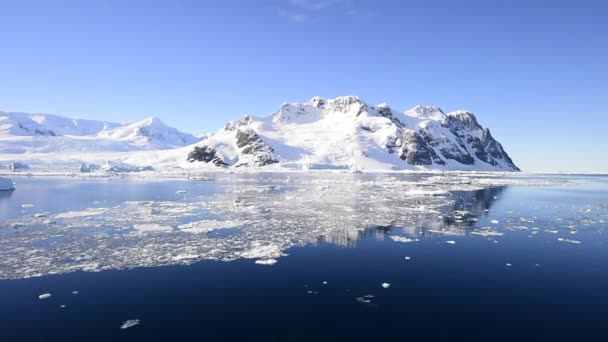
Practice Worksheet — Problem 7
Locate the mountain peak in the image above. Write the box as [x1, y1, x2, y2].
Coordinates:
[187, 96, 519, 171]
[405, 105, 446, 120]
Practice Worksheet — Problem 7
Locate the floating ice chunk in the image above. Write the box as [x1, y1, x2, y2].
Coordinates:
[60, 305, 67, 308]
[55, 208, 108, 219]
[173, 253, 199, 261]
[445, 240, 456, 245]
[557, 238, 582, 244]
[382, 283, 391, 289]
[322, 281, 328, 285]
[490, 220, 499, 224]
[471, 230, 504, 237]
[356, 297, 372, 304]
[72, 291, 79, 295]
[176, 190, 187, 194]
[120, 319, 141, 330]
[240, 244, 283, 259]
[506, 263, 512, 267]
[21, 204, 34, 208]
[38, 293, 52, 300]
[132, 224, 174, 233]
[255, 259, 277, 265]
[404, 256, 411, 260]
[429, 229, 464, 236]
[390, 236, 418, 243]
[177, 219, 242, 234]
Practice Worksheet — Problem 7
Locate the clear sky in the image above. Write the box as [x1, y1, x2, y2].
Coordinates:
[1, 0, 607, 173]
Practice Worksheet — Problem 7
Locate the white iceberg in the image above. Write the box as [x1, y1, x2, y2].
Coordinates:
[38, 293, 52, 300]
[255, 259, 277, 266]
[120, 319, 141, 329]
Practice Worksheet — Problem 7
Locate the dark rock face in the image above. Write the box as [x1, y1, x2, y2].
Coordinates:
[442, 112, 519, 170]
[235, 128, 278, 167]
[18, 123, 56, 136]
[187, 146, 227, 166]
[377, 106, 404, 127]
[399, 130, 445, 166]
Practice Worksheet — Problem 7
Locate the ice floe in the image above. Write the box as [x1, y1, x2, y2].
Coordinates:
[38, 293, 52, 299]
[255, 259, 277, 265]
[120, 319, 141, 329]
[390, 236, 418, 243]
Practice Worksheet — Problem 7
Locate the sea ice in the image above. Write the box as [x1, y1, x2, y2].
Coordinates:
[390, 236, 418, 243]
[254, 259, 277, 265]
[38, 293, 51, 299]
[120, 319, 141, 329]
[382, 283, 391, 288]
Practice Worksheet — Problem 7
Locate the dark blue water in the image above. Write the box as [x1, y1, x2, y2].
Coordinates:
[0, 174, 607, 341]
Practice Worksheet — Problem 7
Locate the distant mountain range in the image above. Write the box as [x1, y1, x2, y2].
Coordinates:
[0, 96, 519, 172]
[0, 111, 200, 153]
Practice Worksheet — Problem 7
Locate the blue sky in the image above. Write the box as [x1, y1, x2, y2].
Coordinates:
[0, 0, 606, 172]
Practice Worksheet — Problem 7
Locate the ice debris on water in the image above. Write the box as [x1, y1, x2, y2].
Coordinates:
[38, 293, 51, 299]
[72, 291, 79, 295]
[557, 238, 582, 244]
[0, 173, 582, 280]
[404, 256, 411, 260]
[356, 294, 374, 304]
[382, 283, 391, 288]
[490, 220, 499, 224]
[322, 281, 328, 285]
[254, 259, 277, 265]
[390, 236, 418, 243]
[120, 319, 141, 330]
[445, 240, 456, 245]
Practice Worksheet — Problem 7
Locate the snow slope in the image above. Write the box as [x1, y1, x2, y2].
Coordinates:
[0, 111, 200, 154]
[185, 96, 519, 171]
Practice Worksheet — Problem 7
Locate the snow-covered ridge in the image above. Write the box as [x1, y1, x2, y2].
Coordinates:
[0, 111, 200, 153]
[186, 95, 519, 171]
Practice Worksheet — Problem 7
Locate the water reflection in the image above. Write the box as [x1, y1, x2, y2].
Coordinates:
[322, 187, 506, 246]
[0, 174, 571, 280]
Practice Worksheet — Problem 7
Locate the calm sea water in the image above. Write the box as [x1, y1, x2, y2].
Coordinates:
[0, 173, 607, 341]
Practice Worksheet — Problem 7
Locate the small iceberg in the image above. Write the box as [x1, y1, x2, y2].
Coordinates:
[38, 293, 52, 300]
[0, 177, 15, 191]
[254, 259, 277, 266]
[120, 319, 141, 330]
[390, 236, 418, 243]
[382, 283, 391, 289]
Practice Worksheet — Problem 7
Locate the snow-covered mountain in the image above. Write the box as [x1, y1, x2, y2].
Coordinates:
[0, 111, 200, 153]
[186, 96, 519, 171]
